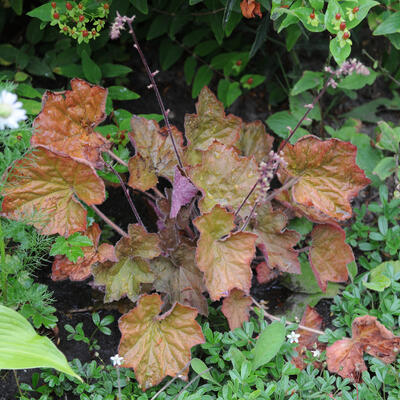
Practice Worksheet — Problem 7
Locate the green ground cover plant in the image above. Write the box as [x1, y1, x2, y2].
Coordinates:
[1, 0, 400, 399]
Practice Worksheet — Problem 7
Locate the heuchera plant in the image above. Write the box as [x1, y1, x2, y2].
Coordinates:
[2, 17, 400, 390]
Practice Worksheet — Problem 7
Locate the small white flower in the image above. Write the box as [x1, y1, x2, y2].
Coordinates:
[287, 331, 300, 343]
[311, 349, 321, 358]
[110, 354, 124, 367]
[0, 90, 27, 130]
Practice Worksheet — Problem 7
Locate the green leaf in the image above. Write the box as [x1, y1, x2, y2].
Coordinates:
[16, 84, 42, 99]
[309, 0, 324, 11]
[285, 24, 302, 51]
[363, 261, 400, 291]
[159, 38, 183, 70]
[191, 358, 220, 385]
[376, 121, 400, 152]
[250, 16, 269, 58]
[324, 0, 342, 34]
[130, 0, 148, 14]
[108, 86, 140, 100]
[251, 322, 286, 370]
[265, 111, 309, 142]
[20, 99, 41, 116]
[223, 0, 238, 28]
[53, 63, 84, 79]
[338, 69, 377, 90]
[347, 0, 379, 30]
[373, 11, 400, 35]
[68, 232, 93, 247]
[329, 36, 351, 65]
[184, 57, 197, 85]
[10, 0, 23, 15]
[81, 50, 101, 84]
[0, 305, 81, 380]
[372, 157, 397, 180]
[217, 79, 242, 107]
[291, 71, 324, 96]
[27, 2, 55, 22]
[147, 15, 170, 40]
[100, 63, 132, 78]
[208, 13, 224, 44]
[192, 65, 213, 98]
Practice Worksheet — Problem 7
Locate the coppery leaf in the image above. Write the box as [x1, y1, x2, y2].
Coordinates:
[194, 205, 257, 301]
[118, 294, 205, 389]
[188, 141, 259, 214]
[240, 0, 262, 18]
[327, 316, 400, 382]
[184, 87, 242, 165]
[291, 306, 325, 370]
[31, 78, 109, 168]
[51, 223, 116, 281]
[2, 147, 105, 236]
[278, 136, 370, 221]
[221, 289, 252, 330]
[254, 203, 301, 274]
[309, 224, 354, 291]
[238, 121, 274, 164]
[256, 261, 280, 284]
[128, 117, 184, 191]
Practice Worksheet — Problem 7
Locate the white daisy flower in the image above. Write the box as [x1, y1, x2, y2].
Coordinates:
[110, 354, 124, 367]
[0, 90, 27, 130]
[311, 349, 321, 358]
[287, 331, 300, 343]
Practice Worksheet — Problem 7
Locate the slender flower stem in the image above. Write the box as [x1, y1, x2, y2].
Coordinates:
[126, 19, 185, 171]
[280, 78, 331, 153]
[235, 180, 258, 217]
[173, 367, 213, 400]
[90, 205, 128, 238]
[106, 149, 128, 168]
[105, 161, 145, 229]
[151, 361, 191, 400]
[251, 297, 325, 335]
[116, 367, 122, 400]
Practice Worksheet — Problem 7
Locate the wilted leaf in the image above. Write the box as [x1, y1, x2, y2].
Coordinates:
[327, 315, 400, 382]
[128, 117, 184, 191]
[240, 0, 262, 18]
[184, 87, 242, 165]
[188, 141, 259, 214]
[253, 203, 301, 274]
[256, 261, 280, 284]
[170, 166, 198, 218]
[292, 306, 325, 369]
[238, 121, 274, 164]
[221, 289, 252, 330]
[51, 223, 116, 281]
[118, 294, 205, 389]
[278, 136, 371, 221]
[93, 257, 155, 303]
[309, 224, 354, 291]
[92, 224, 161, 302]
[31, 78, 109, 168]
[2, 147, 105, 236]
[194, 205, 257, 300]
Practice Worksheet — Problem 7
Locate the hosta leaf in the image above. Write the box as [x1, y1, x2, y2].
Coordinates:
[2, 147, 105, 236]
[309, 224, 354, 291]
[184, 87, 242, 164]
[194, 205, 256, 300]
[327, 316, 400, 382]
[0, 304, 81, 380]
[151, 245, 208, 316]
[278, 136, 371, 221]
[170, 166, 198, 218]
[128, 117, 184, 191]
[92, 257, 155, 303]
[118, 294, 205, 389]
[238, 120, 274, 163]
[253, 203, 301, 274]
[291, 306, 325, 370]
[188, 141, 259, 214]
[51, 223, 117, 281]
[221, 289, 252, 330]
[31, 78, 109, 168]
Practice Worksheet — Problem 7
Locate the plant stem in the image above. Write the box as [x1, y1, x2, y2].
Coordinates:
[280, 77, 331, 152]
[362, 49, 400, 87]
[105, 161, 145, 229]
[13, 370, 22, 397]
[173, 367, 213, 400]
[235, 181, 258, 217]
[0, 219, 7, 302]
[90, 205, 129, 238]
[151, 361, 191, 400]
[116, 367, 122, 400]
[106, 149, 128, 168]
[251, 296, 325, 335]
[126, 19, 185, 171]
